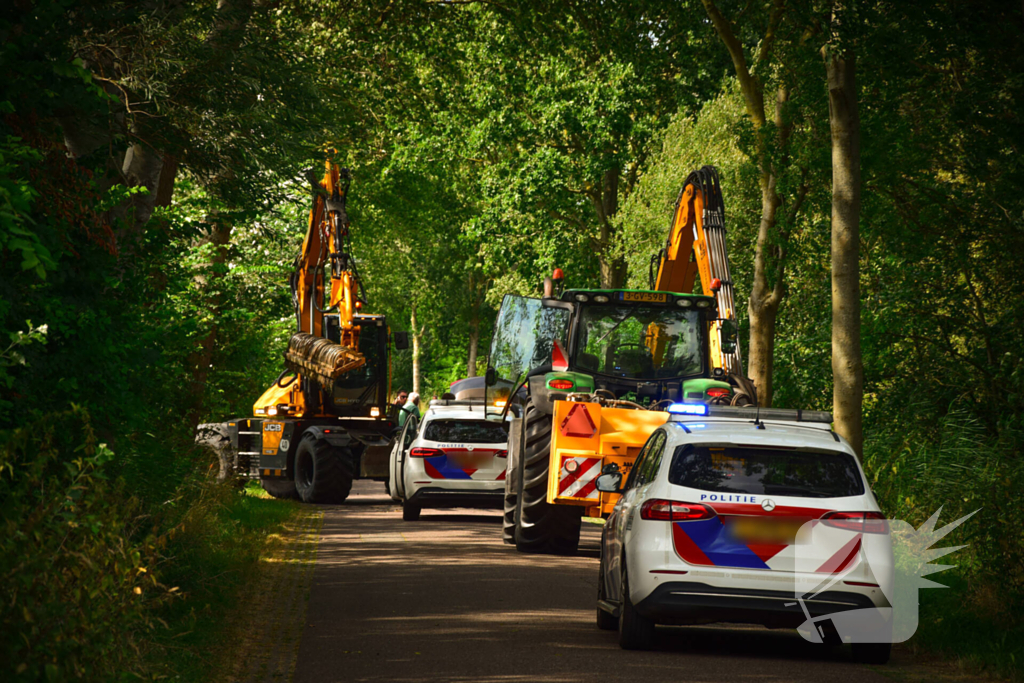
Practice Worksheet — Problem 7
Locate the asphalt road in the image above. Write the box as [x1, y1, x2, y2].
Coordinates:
[293, 480, 893, 683]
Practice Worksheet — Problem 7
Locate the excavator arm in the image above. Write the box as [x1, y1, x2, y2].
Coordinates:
[651, 166, 744, 378]
[284, 159, 367, 398]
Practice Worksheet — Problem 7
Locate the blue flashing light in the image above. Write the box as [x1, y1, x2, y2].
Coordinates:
[667, 403, 709, 416]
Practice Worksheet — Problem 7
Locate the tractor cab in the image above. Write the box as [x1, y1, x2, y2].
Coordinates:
[488, 289, 735, 409]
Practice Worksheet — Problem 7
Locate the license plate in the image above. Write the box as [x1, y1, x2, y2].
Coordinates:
[622, 291, 666, 303]
[727, 517, 805, 544]
[447, 452, 491, 468]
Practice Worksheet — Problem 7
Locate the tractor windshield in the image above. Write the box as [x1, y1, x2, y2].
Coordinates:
[575, 304, 704, 380]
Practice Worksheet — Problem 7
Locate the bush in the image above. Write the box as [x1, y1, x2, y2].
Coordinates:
[0, 407, 161, 681]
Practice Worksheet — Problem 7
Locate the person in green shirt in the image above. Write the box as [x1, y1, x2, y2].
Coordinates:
[398, 392, 420, 428]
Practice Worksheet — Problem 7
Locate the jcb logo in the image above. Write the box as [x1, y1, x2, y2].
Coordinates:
[264, 423, 283, 432]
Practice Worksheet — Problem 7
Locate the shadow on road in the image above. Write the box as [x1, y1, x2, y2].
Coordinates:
[292, 480, 888, 683]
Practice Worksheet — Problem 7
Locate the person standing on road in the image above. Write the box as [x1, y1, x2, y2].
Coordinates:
[398, 392, 420, 428]
[394, 390, 408, 407]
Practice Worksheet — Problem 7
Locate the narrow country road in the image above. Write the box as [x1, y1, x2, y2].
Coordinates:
[290, 481, 895, 683]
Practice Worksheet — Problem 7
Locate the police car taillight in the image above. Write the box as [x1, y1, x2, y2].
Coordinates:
[821, 511, 888, 534]
[410, 447, 444, 458]
[495, 449, 508, 458]
[640, 499, 716, 522]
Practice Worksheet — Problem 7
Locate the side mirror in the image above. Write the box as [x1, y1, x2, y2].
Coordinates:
[719, 320, 738, 355]
[393, 331, 410, 350]
[595, 472, 623, 493]
[485, 366, 497, 387]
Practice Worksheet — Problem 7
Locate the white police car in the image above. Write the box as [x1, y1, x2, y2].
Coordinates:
[595, 403, 893, 664]
[388, 399, 510, 521]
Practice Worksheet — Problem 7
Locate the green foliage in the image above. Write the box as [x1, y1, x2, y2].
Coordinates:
[0, 132, 54, 279]
[2, 0, 1023, 678]
[0, 407, 158, 681]
[863, 406, 1024, 678]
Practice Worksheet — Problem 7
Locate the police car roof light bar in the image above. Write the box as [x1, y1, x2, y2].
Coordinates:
[667, 404, 834, 425]
[667, 403, 709, 416]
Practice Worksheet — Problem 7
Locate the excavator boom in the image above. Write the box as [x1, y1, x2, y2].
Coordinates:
[286, 159, 368, 395]
[652, 166, 743, 377]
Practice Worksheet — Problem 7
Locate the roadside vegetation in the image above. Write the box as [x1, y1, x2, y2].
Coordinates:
[1, 1, 1021, 680]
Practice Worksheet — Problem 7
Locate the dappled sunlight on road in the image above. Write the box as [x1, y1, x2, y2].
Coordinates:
[292, 481, 892, 683]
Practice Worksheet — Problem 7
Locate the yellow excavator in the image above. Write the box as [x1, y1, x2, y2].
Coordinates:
[227, 159, 408, 503]
[489, 166, 812, 554]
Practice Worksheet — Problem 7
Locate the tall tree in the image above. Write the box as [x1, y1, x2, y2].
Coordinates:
[824, 5, 863, 456]
[699, 0, 810, 406]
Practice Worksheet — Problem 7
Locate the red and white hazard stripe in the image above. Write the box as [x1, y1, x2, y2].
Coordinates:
[557, 457, 602, 499]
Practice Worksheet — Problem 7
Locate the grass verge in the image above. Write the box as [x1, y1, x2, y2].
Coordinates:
[902, 573, 1023, 681]
[147, 481, 303, 681]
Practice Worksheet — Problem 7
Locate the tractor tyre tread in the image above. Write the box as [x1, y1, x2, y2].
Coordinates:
[294, 435, 354, 504]
[514, 401, 583, 555]
[260, 478, 299, 500]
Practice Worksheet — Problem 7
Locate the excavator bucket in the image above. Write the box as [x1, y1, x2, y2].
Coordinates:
[284, 331, 366, 389]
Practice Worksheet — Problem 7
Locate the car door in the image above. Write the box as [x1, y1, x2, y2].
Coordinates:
[605, 431, 662, 603]
[388, 415, 419, 501]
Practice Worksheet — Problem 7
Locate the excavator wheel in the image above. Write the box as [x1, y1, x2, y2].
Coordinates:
[293, 433, 354, 504]
[260, 477, 299, 500]
[514, 400, 583, 554]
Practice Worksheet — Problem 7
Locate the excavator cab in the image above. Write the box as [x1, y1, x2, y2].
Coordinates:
[324, 313, 389, 417]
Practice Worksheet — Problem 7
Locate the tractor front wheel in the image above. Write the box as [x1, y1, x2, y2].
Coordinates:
[513, 400, 583, 554]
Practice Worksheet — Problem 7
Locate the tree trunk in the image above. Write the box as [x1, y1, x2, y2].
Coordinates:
[411, 302, 422, 394]
[701, 1, 802, 408]
[746, 174, 784, 407]
[467, 325, 479, 378]
[466, 285, 480, 378]
[187, 215, 233, 428]
[827, 53, 864, 457]
[594, 167, 627, 288]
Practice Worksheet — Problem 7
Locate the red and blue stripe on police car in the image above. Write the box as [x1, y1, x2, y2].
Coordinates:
[670, 501, 865, 574]
[422, 448, 506, 481]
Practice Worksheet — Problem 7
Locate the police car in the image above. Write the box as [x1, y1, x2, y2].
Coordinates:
[595, 403, 894, 664]
[388, 399, 510, 521]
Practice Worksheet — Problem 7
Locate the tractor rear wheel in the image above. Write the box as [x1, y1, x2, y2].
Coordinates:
[293, 434, 354, 504]
[514, 400, 583, 554]
[501, 482, 517, 544]
[260, 478, 298, 500]
[502, 417, 520, 544]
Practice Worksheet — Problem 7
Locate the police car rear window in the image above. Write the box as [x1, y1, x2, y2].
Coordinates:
[668, 445, 864, 498]
[423, 419, 507, 444]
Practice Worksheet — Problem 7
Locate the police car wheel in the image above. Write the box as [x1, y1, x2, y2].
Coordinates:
[402, 500, 421, 521]
[618, 564, 655, 650]
[596, 554, 618, 631]
[851, 642, 891, 665]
